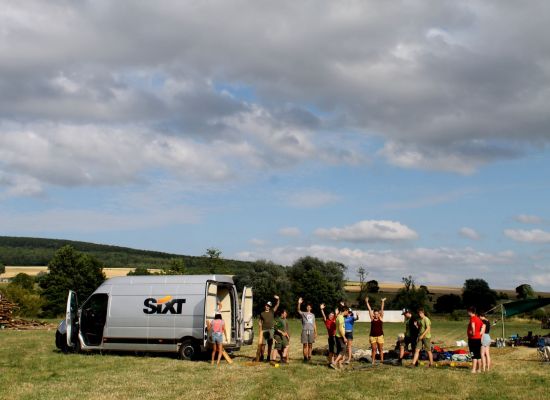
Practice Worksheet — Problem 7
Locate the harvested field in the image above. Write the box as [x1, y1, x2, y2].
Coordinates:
[1, 266, 161, 279]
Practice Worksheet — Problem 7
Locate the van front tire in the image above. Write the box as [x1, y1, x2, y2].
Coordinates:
[179, 339, 200, 361]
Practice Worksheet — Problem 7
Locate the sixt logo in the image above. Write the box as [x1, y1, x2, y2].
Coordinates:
[143, 296, 186, 314]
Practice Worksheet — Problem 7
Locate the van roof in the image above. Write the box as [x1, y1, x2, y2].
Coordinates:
[101, 274, 235, 286]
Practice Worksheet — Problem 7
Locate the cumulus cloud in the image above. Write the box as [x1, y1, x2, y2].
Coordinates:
[460, 227, 481, 240]
[234, 244, 518, 287]
[315, 220, 418, 243]
[278, 227, 301, 237]
[249, 238, 266, 246]
[0, 0, 549, 192]
[515, 214, 544, 224]
[504, 229, 550, 243]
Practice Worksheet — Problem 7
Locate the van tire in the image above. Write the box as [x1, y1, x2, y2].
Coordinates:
[56, 331, 69, 354]
[179, 339, 199, 361]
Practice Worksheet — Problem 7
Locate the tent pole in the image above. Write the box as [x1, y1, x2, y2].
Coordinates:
[501, 303, 505, 343]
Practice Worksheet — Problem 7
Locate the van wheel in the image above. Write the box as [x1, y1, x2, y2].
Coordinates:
[56, 332, 69, 354]
[179, 339, 199, 360]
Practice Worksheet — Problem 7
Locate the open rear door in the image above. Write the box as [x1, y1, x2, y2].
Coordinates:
[240, 286, 254, 345]
[204, 282, 218, 346]
[65, 290, 79, 348]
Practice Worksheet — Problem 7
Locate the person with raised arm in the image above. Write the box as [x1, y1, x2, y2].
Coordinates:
[332, 306, 348, 369]
[258, 294, 280, 362]
[297, 297, 317, 362]
[366, 296, 386, 365]
[320, 303, 336, 366]
[344, 308, 359, 364]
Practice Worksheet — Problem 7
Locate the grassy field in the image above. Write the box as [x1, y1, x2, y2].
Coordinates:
[0, 318, 548, 400]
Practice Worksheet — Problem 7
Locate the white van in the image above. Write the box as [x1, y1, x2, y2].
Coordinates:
[55, 275, 254, 360]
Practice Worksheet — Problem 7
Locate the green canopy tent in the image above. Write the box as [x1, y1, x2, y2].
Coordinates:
[488, 298, 550, 339]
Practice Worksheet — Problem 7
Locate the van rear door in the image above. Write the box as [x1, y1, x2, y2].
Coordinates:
[239, 287, 254, 345]
[203, 281, 218, 346]
[65, 290, 79, 348]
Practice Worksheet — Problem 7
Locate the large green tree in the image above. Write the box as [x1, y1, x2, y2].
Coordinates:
[434, 294, 463, 313]
[462, 279, 497, 312]
[391, 276, 430, 312]
[288, 256, 346, 314]
[39, 245, 106, 317]
[0, 261, 5, 274]
[515, 284, 536, 300]
[233, 260, 293, 315]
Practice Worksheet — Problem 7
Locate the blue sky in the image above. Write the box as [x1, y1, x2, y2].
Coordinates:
[1, 1, 550, 290]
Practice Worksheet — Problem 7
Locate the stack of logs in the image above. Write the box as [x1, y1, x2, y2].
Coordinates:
[0, 296, 51, 329]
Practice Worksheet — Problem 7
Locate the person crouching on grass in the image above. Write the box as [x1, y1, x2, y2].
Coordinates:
[209, 313, 228, 366]
[320, 303, 336, 366]
[366, 296, 386, 365]
[297, 297, 317, 362]
[411, 308, 433, 367]
[344, 308, 359, 364]
[467, 306, 485, 373]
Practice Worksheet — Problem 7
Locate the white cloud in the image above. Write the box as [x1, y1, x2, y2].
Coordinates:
[1, 0, 549, 180]
[515, 214, 543, 224]
[283, 190, 340, 208]
[460, 227, 481, 240]
[315, 220, 418, 243]
[504, 229, 550, 244]
[249, 238, 266, 246]
[278, 227, 301, 237]
[0, 206, 200, 233]
[234, 244, 519, 287]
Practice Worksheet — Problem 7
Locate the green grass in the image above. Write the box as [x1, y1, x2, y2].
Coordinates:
[0, 318, 548, 400]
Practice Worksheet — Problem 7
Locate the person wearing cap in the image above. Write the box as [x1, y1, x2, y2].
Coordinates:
[258, 295, 280, 362]
[399, 309, 419, 364]
[344, 307, 359, 364]
[297, 297, 317, 362]
[410, 308, 433, 367]
[366, 296, 386, 365]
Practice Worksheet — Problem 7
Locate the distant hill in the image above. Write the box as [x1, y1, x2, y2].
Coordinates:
[0, 236, 254, 274]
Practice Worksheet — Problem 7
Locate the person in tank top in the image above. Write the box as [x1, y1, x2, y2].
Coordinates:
[480, 312, 492, 372]
[366, 296, 386, 365]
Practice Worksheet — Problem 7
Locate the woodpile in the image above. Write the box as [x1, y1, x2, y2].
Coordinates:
[0, 296, 52, 330]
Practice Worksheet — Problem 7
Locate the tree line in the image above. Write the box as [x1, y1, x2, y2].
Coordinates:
[0, 245, 547, 320]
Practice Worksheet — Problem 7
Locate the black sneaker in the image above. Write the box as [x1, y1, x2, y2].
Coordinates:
[259, 355, 264, 362]
[266, 356, 270, 363]
[303, 357, 308, 363]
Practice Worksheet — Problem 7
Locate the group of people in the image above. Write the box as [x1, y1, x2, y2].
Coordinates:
[254, 295, 401, 369]
[208, 295, 492, 372]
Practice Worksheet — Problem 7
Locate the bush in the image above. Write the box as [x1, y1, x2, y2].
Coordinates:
[0, 284, 44, 318]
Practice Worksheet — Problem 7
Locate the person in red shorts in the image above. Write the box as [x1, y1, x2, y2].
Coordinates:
[467, 306, 486, 373]
[320, 303, 336, 366]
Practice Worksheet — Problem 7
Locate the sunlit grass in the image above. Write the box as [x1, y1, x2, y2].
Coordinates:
[0, 318, 547, 400]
